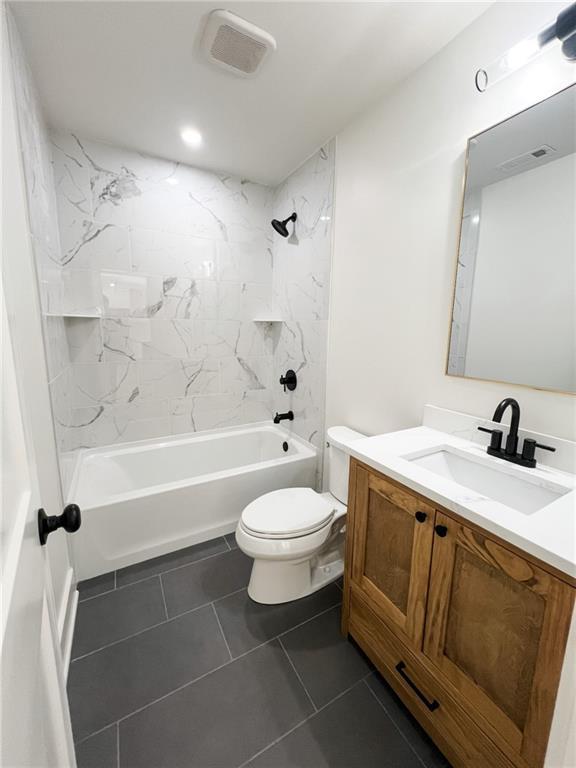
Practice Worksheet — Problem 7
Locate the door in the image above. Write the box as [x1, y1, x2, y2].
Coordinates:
[350, 465, 435, 647]
[2, 10, 77, 763]
[3, 2, 77, 652]
[1, 287, 76, 767]
[423, 512, 575, 768]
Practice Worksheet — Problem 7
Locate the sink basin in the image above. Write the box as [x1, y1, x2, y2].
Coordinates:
[407, 448, 568, 514]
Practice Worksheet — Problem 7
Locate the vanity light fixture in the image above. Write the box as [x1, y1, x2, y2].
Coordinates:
[180, 127, 203, 148]
[475, 1, 576, 91]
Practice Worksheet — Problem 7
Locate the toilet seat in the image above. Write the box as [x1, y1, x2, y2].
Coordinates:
[240, 488, 335, 540]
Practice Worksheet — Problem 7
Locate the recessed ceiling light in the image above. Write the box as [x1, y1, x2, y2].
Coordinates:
[180, 127, 203, 148]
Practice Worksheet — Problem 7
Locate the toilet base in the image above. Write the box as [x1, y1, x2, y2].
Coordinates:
[247, 554, 344, 605]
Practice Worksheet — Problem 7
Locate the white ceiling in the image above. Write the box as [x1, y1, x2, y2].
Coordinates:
[11, 1, 490, 185]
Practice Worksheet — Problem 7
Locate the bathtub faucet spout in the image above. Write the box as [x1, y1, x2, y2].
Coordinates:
[273, 411, 294, 424]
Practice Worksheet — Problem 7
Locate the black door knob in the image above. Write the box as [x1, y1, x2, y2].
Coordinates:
[415, 511, 427, 523]
[434, 524, 448, 538]
[38, 503, 81, 546]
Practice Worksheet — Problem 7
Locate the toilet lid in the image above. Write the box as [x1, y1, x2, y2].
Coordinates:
[241, 488, 335, 538]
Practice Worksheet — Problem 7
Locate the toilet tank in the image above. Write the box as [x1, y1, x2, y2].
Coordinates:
[326, 426, 366, 504]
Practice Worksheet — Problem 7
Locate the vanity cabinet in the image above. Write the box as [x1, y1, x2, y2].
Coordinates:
[342, 459, 575, 768]
[349, 467, 435, 648]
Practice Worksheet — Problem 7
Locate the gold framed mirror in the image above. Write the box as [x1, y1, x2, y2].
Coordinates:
[447, 84, 576, 394]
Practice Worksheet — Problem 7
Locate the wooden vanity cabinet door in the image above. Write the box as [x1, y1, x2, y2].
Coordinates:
[350, 465, 435, 648]
[423, 512, 575, 768]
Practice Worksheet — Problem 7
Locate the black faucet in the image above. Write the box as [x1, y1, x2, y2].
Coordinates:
[493, 397, 521, 455]
[273, 411, 294, 424]
[478, 398, 555, 468]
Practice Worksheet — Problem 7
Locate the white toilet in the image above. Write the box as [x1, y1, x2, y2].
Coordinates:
[235, 426, 365, 604]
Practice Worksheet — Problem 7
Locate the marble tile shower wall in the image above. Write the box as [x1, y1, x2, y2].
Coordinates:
[45, 132, 334, 456]
[48, 131, 280, 450]
[271, 143, 335, 457]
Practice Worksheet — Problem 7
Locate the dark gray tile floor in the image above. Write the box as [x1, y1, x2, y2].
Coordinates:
[70, 535, 450, 768]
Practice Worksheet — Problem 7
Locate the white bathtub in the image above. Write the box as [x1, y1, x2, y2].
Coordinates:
[68, 423, 317, 580]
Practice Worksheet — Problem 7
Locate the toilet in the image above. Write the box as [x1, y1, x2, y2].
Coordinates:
[236, 426, 365, 604]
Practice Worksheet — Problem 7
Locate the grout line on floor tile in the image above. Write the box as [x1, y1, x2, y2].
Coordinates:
[115, 657, 237, 727]
[78, 586, 117, 604]
[113, 546, 234, 591]
[317, 676, 370, 713]
[71, 620, 169, 663]
[276, 600, 342, 641]
[159, 574, 169, 621]
[224, 535, 232, 551]
[113, 637, 291, 733]
[77, 573, 160, 605]
[278, 636, 318, 712]
[72, 584, 255, 662]
[236, 678, 369, 768]
[79, 545, 234, 601]
[116, 721, 120, 768]
[74, 721, 120, 747]
[171, 586, 248, 621]
[363, 678, 429, 768]
[70, 600, 212, 662]
[235, 714, 313, 768]
[211, 603, 233, 660]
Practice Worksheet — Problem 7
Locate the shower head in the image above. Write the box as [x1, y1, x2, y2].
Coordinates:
[271, 212, 297, 238]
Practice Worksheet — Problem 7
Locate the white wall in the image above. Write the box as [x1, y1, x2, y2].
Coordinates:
[327, 2, 576, 441]
[466, 154, 575, 391]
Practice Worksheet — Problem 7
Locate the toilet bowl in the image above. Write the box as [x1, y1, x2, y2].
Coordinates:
[236, 426, 365, 604]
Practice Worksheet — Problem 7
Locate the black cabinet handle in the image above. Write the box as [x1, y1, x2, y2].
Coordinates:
[38, 504, 81, 546]
[395, 661, 439, 712]
[434, 524, 448, 538]
[415, 511, 427, 523]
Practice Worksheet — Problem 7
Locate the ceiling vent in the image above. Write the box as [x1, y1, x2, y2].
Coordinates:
[497, 144, 557, 173]
[201, 10, 277, 78]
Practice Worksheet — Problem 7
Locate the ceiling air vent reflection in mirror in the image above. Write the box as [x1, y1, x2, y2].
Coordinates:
[497, 144, 558, 173]
[202, 10, 277, 78]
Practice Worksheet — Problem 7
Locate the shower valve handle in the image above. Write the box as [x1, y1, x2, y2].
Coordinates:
[279, 369, 297, 392]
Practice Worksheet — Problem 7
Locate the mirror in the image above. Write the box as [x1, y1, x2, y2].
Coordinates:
[447, 85, 576, 394]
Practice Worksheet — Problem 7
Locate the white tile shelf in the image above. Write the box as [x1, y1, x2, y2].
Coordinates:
[44, 312, 102, 319]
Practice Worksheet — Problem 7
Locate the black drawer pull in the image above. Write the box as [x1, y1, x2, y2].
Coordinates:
[415, 511, 427, 523]
[395, 661, 440, 712]
[434, 524, 448, 538]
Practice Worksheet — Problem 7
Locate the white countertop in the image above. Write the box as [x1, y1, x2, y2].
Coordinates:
[332, 426, 576, 579]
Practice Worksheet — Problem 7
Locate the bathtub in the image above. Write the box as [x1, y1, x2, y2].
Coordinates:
[68, 423, 317, 580]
